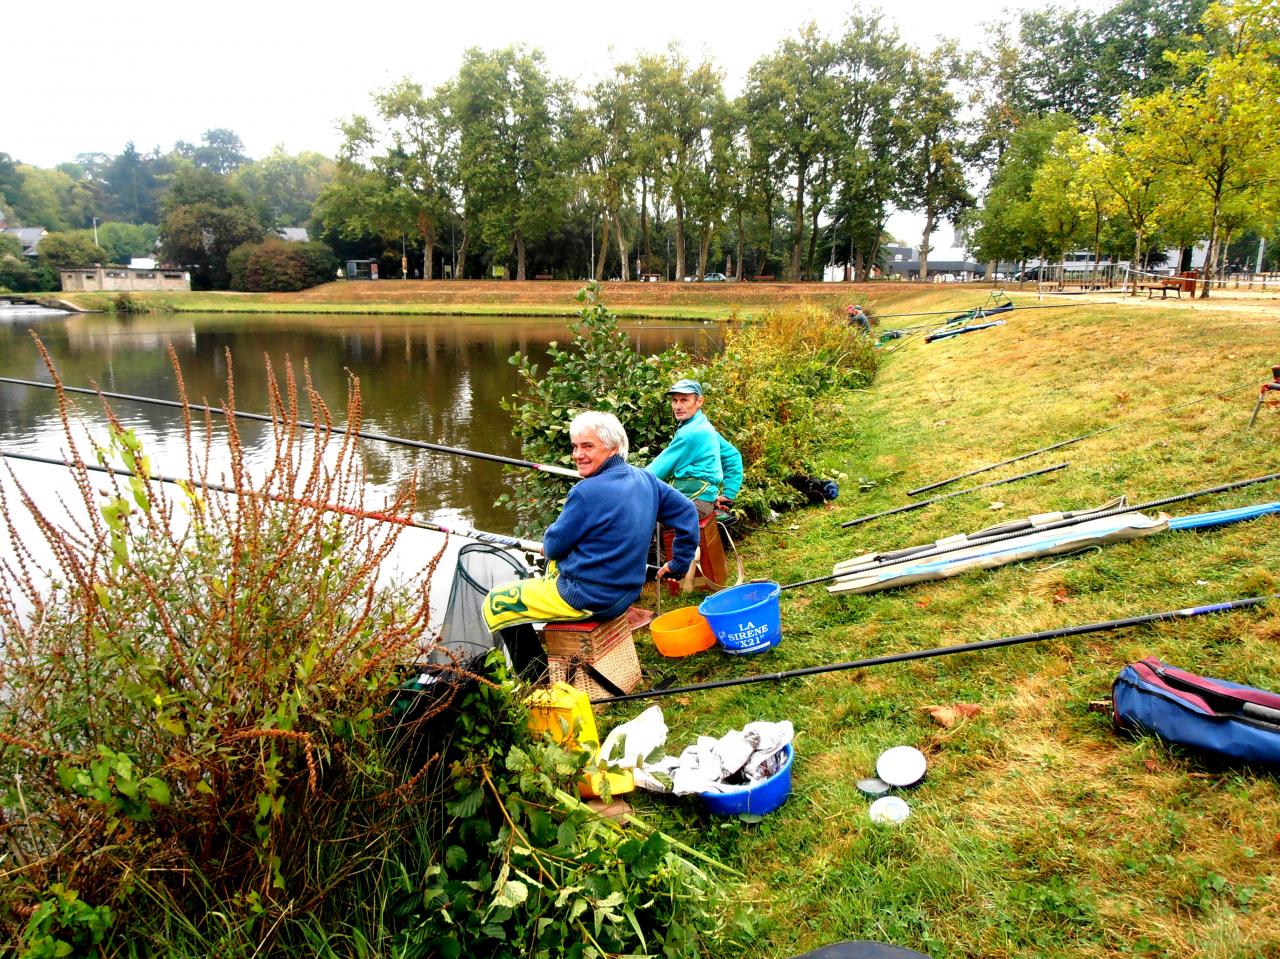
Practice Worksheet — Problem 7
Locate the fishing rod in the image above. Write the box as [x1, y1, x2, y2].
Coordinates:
[590, 594, 1277, 705]
[0, 449, 546, 553]
[839, 463, 1069, 528]
[0, 376, 581, 480]
[907, 380, 1256, 496]
[783, 468, 1280, 591]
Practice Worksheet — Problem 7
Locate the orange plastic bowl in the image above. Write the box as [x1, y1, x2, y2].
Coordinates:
[650, 605, 717, 658]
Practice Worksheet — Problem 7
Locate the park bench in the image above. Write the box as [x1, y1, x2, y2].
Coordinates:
[534, 274, 554, 280]
[1140, 281, 1183, 299]
[749, 275, 775, 282]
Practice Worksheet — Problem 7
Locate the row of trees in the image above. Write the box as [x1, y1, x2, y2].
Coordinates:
[962, 0, 1280, 296]
[2, 0, 1277, 291]
[315, 20, 978, 283]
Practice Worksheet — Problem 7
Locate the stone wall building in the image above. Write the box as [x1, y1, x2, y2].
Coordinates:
[59, 266, 191, 292]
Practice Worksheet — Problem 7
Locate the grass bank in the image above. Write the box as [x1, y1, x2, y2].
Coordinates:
[55, 279, 972, 321]
[630, 289, 1280, 957]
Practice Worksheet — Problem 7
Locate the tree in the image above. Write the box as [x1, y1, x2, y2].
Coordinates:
[829, 14, 910, 280]
[1030, 129, 1093, 280]
[896, 47, 973, 280]
[233, 148, 335, 228]
[177, 128, 249, 176]
[1129, 0, 1280, 296]
[959, 114, 1074, 271]
[451, 46, 572, 281]
[631, 48, 725, 282]
[34, 231, 105, 272]
[745, 25, 842, 280]
[96, 142, 172, 224]
[10, 165, 95, 231]
[1092, 116, 1170, 290]
[159, 168, 264, 288]
[96, 221, 160, 264]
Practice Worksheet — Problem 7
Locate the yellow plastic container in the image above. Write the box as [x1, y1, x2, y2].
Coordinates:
[650, 605, 717, 657]
[525, 682, 634, 799]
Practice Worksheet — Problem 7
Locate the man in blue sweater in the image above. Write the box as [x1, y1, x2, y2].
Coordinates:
[646, 379, 743, 517]
[484, 411, 698, 632]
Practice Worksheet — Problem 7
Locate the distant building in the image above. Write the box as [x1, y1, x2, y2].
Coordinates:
[882, 245, 987, 281]
[60, 266, 191, 292]
[276, 227, 310, 243]
[3, 226, 48, 257]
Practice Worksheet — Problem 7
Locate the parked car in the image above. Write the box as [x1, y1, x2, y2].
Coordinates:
[1012, 267, 1048, 281]
[702, 272, 727, 282]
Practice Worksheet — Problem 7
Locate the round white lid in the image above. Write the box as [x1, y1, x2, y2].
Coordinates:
[869, 795, 910, 824]
[876, 746, 927, 787]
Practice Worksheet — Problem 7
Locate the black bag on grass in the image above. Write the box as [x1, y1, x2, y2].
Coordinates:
[1112, 657, 1280, 767]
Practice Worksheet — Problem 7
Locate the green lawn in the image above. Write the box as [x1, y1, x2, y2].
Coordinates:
[624, 290, 1280, 958]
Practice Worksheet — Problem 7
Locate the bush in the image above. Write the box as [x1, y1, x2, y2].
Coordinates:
[693, 306, 878, 517]
[0, 347, 451, 953]
[229, 237, 339, 291]
[499, 283, 689, 530]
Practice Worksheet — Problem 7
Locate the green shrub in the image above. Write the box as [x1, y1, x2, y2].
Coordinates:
[692, 305, 878, 517]
[499, 282, 689, 530]
[228, 237, 339, 291]
[0, 348, 452, 953]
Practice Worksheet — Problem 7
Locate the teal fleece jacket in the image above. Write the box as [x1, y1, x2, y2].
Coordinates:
[645, 410, 743, 503]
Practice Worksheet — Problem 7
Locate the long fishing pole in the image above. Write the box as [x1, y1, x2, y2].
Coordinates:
[590, 594, 1277, 705]
[0, 376, 581, 479]
[1, 449, 546, 553]
[839, 463, 1069, 528]
[784, 468, 1280, 591]
[907, 380, 1256, 497]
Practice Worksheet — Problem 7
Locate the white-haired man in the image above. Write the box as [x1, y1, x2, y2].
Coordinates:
[484, 411, 699, 632]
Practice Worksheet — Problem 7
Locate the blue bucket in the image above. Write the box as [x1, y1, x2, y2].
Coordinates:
[698, 580, 782, 654]
[700, 743, 794, 816]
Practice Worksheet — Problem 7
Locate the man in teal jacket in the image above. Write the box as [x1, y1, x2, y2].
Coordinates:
[646, 379, 743, 516]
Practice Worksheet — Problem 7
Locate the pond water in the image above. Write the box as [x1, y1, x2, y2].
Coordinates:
[0, 310, 721, 609]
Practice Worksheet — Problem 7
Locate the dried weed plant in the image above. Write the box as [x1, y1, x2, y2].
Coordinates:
[0, 338, 466, 952]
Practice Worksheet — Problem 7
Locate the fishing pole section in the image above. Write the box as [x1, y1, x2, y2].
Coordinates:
[1, 448, 546, 554]
[591, 595, 1278, 705]
[0, 375, 582, 479]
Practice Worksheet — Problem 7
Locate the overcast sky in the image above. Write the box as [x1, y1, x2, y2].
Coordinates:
[8, 0, 1102, 247]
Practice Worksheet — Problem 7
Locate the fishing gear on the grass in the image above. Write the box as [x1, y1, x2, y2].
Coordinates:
[908, 379, 1258, 496]
[923, 319, 1006, 344]
[0, 376, 581, 479]
[782, 468, 1280, 591]
[1248, 366, 1280, 428]
[838, 463, 1068, 528]
[1, 448, 547, 553]
[589, 594, 1278, 705]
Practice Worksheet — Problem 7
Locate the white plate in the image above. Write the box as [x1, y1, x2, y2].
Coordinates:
[875, 746, 927, 787]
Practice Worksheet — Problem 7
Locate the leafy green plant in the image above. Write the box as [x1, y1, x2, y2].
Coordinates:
[394, 653, 747, 958]
[692, 305, 878, 518]
[19, 884, 113, 959]
[499, 282, 689, 529]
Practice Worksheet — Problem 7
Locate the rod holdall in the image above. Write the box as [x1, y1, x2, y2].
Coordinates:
[1112, 657, 1280, 767]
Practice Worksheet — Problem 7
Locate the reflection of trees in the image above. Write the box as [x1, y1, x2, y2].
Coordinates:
[1, 314, 720, 530]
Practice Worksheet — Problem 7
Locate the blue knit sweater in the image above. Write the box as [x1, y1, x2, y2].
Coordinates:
[544, 455, 699, 613]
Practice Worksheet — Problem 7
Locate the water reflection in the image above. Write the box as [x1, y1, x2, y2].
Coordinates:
[1, 311, 722, 535]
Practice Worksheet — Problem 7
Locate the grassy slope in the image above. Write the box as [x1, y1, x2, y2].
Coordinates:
[628, 289, 1280, 958]
[56, 278, 862, 320]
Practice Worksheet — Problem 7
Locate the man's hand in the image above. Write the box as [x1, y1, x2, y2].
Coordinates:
[655, 562, 673, 581]
[714, 495, 735, 510]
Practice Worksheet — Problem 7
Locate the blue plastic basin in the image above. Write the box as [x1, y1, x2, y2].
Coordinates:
[699, 743, 794, 816]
